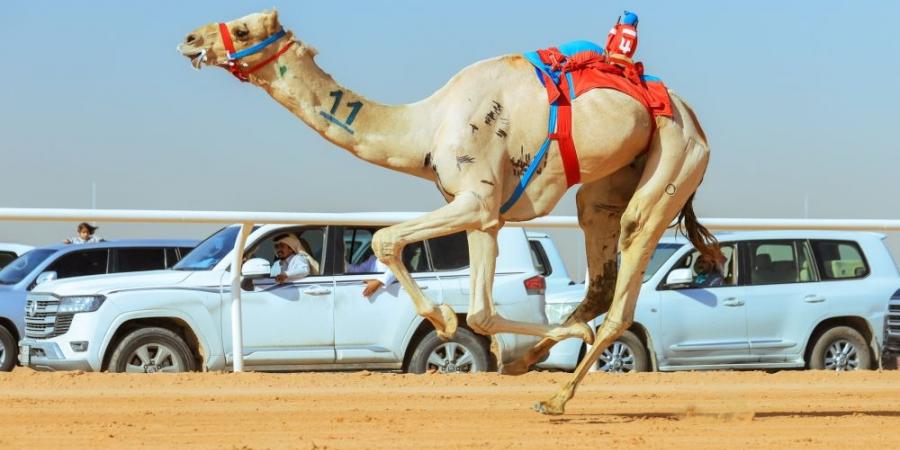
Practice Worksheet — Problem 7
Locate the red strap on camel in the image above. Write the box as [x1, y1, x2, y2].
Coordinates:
[217, 23, 295, 82]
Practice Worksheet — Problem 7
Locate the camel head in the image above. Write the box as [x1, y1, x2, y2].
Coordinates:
[177, 10, 287, 75]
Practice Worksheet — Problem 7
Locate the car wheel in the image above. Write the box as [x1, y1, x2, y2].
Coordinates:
[595, 330, 649, 373]
[108, 327, 196, 373]
[408, 328, 490, 374]
[809, 326, 872, 371]
[0, 325, 17, 372]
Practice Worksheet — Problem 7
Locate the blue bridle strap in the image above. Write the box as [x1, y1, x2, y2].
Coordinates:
[500, 104, 558, 214]
[228, 28, 287, 60]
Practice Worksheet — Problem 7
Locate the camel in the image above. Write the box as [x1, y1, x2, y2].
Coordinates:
[177, 10, 721, 415]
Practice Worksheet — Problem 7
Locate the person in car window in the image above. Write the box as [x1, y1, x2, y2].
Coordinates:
[63, 222, 104, 245]
[693, 253, 724, 287]
[346, 247, 396, 298]
[270, 234, 319, 284]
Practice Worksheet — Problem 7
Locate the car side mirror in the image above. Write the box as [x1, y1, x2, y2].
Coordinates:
[35, 271, 58, 286]
[241, 258, 271, 280]
[664, 268, 694, 288]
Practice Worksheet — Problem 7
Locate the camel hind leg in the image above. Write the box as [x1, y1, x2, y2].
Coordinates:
[535, 111, 717, 415]
[501, 157, 645, 375]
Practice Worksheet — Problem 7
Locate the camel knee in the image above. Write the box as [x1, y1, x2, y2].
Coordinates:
[465, 311, 494, 335]
[619, 206, 645, 250]
[371, 229, 401, 264]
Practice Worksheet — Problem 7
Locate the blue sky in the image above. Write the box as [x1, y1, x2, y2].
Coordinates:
[1, 1, 898, 271]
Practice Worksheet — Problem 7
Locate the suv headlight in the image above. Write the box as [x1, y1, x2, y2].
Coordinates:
[545, 302, 578, 325]
[58, 296, 105, 314]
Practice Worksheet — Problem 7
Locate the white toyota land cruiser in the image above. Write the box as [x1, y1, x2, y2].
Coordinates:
[19, 223, 546, 373]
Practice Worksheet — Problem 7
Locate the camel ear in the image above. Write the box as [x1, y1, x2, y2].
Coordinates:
[263, 8, 280, 31]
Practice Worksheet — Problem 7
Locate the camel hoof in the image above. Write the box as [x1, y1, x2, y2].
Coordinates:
[533, 401, 564, 416]
[435, 304, 458, 340]
[500, 359, 531, 376]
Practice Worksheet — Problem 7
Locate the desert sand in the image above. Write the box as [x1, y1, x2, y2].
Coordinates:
[0, 369, 897, 449]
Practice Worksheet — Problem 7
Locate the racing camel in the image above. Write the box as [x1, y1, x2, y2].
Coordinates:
[178, 10, 721, 414]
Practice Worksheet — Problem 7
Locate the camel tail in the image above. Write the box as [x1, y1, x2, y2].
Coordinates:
[676, 193, 724, 264]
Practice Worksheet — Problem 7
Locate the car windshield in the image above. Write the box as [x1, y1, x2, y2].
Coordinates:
[0, 249, 55, 285]
[643, 243, 683, 283]
[173, 226, 241, 271]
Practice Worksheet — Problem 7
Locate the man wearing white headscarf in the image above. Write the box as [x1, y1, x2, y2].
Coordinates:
[271, 233, 318, 283]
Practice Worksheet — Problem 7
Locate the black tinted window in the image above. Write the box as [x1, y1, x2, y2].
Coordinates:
[0, 251, 17, 269]
[428, 232, 469, 270]
[402, 241, 429, 273]
[114, 248, 166, 273]
[812, 240, 869, 280]
[529, 241, 551, 276]
[48, 250, 109, 278]
[165, 248, 179, 268]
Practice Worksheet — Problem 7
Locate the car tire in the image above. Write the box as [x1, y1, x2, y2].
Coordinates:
[809, 326, 872, 371]
[408, 328, 490, 374]
[0, 325, 17, 372]
[108, 327, 196, 373]
[594, 330, 650, 373]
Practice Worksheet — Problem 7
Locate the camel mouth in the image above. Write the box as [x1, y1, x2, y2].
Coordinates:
[188, 49, 207, 70]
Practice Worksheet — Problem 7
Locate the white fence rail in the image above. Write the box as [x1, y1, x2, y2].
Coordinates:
[2, 207, 898, 372]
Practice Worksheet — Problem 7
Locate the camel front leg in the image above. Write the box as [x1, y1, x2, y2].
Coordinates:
[502, 159, 644, 375]
[371, 191, 499, 340]
[535, 118, 711, 415]
[464, 229, 595, 349]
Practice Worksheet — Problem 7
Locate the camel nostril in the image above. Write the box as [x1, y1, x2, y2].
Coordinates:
[186, 34, 197, 44]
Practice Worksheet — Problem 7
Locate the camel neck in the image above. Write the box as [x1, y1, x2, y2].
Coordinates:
[248, 39, 435, 180]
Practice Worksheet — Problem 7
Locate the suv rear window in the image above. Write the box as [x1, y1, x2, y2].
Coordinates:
[0, 251, 17, 269]
[528, 241, 551, 276]
[114, 248, 166, 273]
[48, 249, 109, 278]
[812, 240, 869, 280]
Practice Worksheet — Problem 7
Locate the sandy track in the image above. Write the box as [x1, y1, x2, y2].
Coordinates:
[0, 369, 898, 449]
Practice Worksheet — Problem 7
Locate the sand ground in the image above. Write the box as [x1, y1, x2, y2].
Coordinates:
[0, 369, 898, 449]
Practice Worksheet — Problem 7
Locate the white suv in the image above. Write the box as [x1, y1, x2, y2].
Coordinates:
[540, 230, 900, 372]
[20, 224, 546, 373]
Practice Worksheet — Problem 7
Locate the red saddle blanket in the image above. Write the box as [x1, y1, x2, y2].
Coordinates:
[531, 46, 673, 118]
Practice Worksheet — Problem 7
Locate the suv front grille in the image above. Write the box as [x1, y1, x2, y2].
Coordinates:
[25, 295, 75, 338]
[886, 291, 900, 352]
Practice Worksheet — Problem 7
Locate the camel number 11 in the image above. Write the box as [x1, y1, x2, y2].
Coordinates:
[328, 90, 363, 126]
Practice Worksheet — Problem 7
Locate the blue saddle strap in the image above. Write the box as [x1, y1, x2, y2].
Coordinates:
[228, 28, 287, 60]
[500, 104, 558, 214]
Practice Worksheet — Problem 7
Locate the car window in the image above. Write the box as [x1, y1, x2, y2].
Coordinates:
[644, 243, 682, 283]
[0, 249, 55, 285]
[245, 226, 326, 276]
[165, 248, 179, 268]
[48, 249, 109, 279]
[175, 226, 247, 271]
[428, 232, 469, 271]
[665, 243, 736, 289]
[113, 248, 166, 273]
[0, 251, 17, 269]
[811, 240, 869, 280]
[747, 240, 813, 285]
[528, 241, 551, 277]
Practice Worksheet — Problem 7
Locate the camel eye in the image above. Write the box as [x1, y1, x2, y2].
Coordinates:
[234, 27, 249, 39]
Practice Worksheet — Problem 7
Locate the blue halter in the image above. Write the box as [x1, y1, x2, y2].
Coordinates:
[228, 28, 287, 60]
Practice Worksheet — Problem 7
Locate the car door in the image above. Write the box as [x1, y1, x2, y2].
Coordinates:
[331, 226, 437, 364]
[224, 226, 335, 366]
[658, 243, 752, 367]
[740, 239, 826, 362]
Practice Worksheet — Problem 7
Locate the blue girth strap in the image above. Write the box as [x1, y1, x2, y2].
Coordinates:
[500, 104, 558, 214]
[228, 28, 287, 60]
